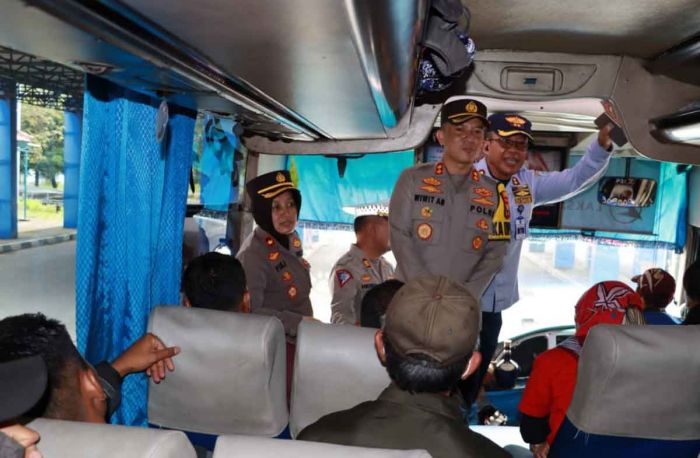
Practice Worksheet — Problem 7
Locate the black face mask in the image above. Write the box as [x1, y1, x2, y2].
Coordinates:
[249, 189, 302, 250]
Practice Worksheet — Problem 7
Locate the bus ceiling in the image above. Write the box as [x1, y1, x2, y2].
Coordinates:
[1, 1, 699, 161]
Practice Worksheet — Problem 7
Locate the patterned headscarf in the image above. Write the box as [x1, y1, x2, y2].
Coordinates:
[574, 281, 644, 337]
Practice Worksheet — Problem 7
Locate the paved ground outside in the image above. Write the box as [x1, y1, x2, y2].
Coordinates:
[0, 240, 77, 339]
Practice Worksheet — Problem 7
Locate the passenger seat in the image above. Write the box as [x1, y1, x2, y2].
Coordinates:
[550, 325, 700, 457]
[289, 321, 390, 437]
[212, 434, 430, 457]
[147, 306, 288, 436]
[28, 418, 195, 457]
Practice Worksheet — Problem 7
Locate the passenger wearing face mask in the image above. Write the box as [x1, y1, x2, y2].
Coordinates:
[237, 170, 314, 341]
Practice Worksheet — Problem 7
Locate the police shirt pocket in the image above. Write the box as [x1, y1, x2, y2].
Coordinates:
[412, 219, 442, 245]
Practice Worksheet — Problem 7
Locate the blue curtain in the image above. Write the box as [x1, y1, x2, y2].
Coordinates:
[76, 76, 195, 426]
[289, 151, 414, 224]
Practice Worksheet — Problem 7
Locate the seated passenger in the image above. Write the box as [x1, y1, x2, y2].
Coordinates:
[0, 313, 179, 422]
[519, 281, 645, 457]
[298, 276, 509, 458]
[329, 208, 395, 325]
[359, 279, 404, 328]
[681, 260, 700, 325]
[182, 252, 250, 313]
[631, 268, 679, 324]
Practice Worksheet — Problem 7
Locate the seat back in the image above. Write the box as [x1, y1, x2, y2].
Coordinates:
[148, 306, 288, 436]
[550, 325, 700, 457]
[29, 418, 195, 458]
[289, 321, 390, 437]
[212, 434, 431, 457]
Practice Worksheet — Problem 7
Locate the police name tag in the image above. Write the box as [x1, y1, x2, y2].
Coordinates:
[515, 216, 528, 240]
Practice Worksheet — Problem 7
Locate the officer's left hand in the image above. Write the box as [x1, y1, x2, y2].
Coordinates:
[111, 333, 180, 383]
[597, 123, 614, 151]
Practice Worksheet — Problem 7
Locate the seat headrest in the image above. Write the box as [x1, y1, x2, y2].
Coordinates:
[567, 325, 700, 440]
[148, 306, 288, 436]
[28, 418, 195, 458]
[212, 434, 431, 457]
[289, 321, 391, 437]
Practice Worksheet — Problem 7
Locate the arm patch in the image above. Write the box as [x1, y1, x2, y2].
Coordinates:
[335, 269, 353, 287]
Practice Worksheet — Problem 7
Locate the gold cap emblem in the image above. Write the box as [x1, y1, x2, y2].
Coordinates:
[466, 101, 478, 113]
[275, 172, 286, 183]
[505, 115, 526, 127]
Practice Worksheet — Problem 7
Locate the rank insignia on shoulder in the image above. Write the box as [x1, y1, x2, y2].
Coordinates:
[419, 185, 442, 194]
[473, 187, 494, 198]
[421, 206, 433, 219]
[362, 258, 372, 269]
[282, 271, 293, 283]
[287, 285, 298, 299]
[335, 269, 353, 287]
[292, 237, 302, 249]
[435, 162, 444, 176]
[472, 236, 483, 250]
[471, 170, 480, 182]
[472, 196, 496, 207]
[361, 274, 371, 283]
[417, 223, 433, 241]
[422, 177, 442, 186]
[268, 251, 281, 262]
[265, 237, 275, 247]
[476, 218, 489, 231]
[511, 176, 521, 186]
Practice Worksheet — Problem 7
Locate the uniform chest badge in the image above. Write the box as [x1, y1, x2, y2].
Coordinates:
[476, 218, 489, 231]
[435, 162, 444, 176]
[292, 237, 302, 249]
[417, 223, 433, 241]
[268, 251, 281, 262]
[361, 274, 371, 283]
[282, 271, 293, 283]
[420, 206, 433, 219]
[419, 185, 442, 194]
[511, 176, 521, 186]
[512, 185, 533, 204]
[472, 196, 496, 206]
[422, 177, 442, 186]
[265, 237, 275, 247]
[473, 187, 494, 198]
[471, 170, 480, 182]
[287, 285, 298, 299]
[472, 236, 483, 250]
[362, 258, 372, 269]
[335, 269, 353, 287]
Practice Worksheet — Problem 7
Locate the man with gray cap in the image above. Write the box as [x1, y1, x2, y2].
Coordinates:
[389, 96, 509, 300]
[298, 276, 509, 457]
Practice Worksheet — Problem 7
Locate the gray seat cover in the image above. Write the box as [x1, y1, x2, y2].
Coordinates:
[28, 418, 195, 458]
[289, 321, 391, 437]
[567, 324, 700, 440]
[212, 434, 431, 457]
[148, 306, 288, 436]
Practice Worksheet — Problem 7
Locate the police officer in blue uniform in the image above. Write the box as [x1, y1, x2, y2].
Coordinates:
[468, 113, 614, 404]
